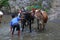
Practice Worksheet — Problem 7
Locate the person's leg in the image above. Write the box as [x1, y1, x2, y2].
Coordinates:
[12, 25, 15, 35]
[16, 24, 20, 36]
[10, 27, 12, 33]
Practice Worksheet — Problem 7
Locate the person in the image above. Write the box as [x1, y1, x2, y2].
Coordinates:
[0, 11, 3, 23]
[10, 14, 23, 36]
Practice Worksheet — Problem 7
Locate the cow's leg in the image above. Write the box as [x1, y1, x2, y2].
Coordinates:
[28, 20, 32, 32]
[39, 22, 42, 31]
[39, 19, 44, 31]
[31, 17, 34, 23]
[0, 15, 2, 23]
[22, 20, 26, 32]
[37, 19, 40, 30]
[0, 18, 1, 23]
[42, 23, 46, 30]
[22, 23, 24, 32]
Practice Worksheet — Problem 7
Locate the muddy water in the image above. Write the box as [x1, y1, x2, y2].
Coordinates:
[0, 14, 60, 40]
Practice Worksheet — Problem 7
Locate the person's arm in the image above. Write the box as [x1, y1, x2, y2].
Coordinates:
[17, 16, 24, 21]
[20, 18, 24, 19]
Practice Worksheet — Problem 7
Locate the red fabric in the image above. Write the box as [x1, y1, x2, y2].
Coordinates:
[32, 8, 35, 11]
[32, 8, 35, 12]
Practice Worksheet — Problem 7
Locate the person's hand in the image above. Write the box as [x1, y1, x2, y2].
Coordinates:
[20, 18, 24, 19]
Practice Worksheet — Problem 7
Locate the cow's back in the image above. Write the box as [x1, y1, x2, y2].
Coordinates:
[41, 10, 48, 23]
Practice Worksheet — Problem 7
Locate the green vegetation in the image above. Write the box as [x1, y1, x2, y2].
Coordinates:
[27, 0, 52, 14]
[26, 5, 41, 10]
[26, 5, 49, 12]
[26, 0, 50, 12]
[0, 0, 50, 13]
[0, 0, 9, 8]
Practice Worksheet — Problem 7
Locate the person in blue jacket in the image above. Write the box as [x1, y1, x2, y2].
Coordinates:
[10, 14, 23, 36]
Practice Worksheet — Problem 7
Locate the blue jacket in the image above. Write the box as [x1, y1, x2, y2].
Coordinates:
[10, 16, 20, 27]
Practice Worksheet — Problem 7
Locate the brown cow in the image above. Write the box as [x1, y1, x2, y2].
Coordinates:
[41, 10, 48, 23]
[35, 9, 48, 31]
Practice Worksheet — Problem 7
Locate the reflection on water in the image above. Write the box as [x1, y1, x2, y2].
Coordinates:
[10, 36, 20, 40]
[0, 11, 60, 40]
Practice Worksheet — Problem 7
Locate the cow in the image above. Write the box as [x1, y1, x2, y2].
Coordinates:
[34, 9, 48, 31]
[0, 11, 3, 23]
